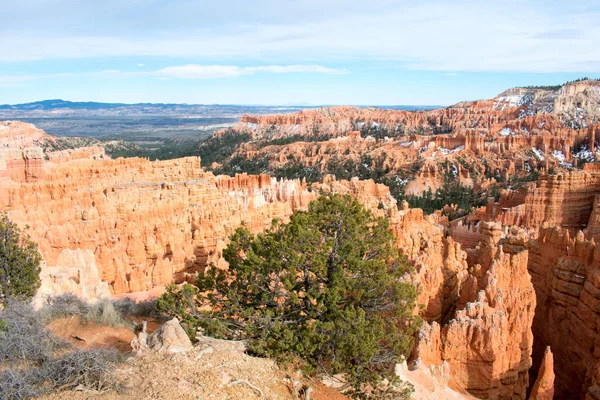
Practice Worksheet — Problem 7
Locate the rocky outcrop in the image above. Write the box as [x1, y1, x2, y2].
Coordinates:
[2, 155, 318, 298]
[0, 120, 53, 148]
[2, 150, 420, 301]
[0, 147, 45, 184]
[395, 360, 475, 399]
[497, 165, 600, 230]
[529, 347, 554, 400]
[46, 146, 107, 163]
[218, 81, 600, 198]
[448, 167, 600, 399]
[554, 80, 600, 124]
[527, 226, 600, 398]
[132, 318, 193, 354]
[415, 222, 536, 399]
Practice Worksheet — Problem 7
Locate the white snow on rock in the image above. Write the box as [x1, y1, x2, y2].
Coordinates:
[439, 146, 465, 155]
[552, 150, 566, 163]
[532, 147, 545, 161]
[574, 145, 597, 163]
[499, 128, 514, 136]
[496, 95, 523, 109]
[552, 150, 573, 168]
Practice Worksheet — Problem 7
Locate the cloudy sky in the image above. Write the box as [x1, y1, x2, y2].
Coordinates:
[1, 0, 599, 105]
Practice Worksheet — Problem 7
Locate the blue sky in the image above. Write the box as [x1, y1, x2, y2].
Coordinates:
[1, 0, 599, 105]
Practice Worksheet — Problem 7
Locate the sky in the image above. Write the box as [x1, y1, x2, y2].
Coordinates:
[1, 0, 599, 106]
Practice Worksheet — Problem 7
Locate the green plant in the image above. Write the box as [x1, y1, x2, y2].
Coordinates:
[158, 195, 420, 397]
[0, 214, 42, 304]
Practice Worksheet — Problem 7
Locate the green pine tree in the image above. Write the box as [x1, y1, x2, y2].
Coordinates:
[158, 194, 420, 397]
[0, 214, 42, 304]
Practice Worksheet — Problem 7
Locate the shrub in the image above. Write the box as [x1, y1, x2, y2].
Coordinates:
[0, 301, 121, 399]
[159, 194, 420, 397]
[0, 369, 43, 400]
[0, 349, 121, 399]
[112, 297, 160, 318]
[39, 293, 89, 321]
[0, 214, 42, 304]
[0, 300, 69, 364]
[41, 348, 121, 392]
[40, 294, 160, 328]
[85, 299, 125, 327]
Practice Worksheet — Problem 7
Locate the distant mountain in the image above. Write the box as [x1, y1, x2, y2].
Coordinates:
[0, 100, 318, 117]
[0, 99, 442, 116]
[0, 99, 139, 110]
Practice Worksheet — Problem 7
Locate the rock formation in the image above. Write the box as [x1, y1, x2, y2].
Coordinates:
[447, 166, 600, 398]
[414, 222, 536, 399]
[3, 155, 320, 298]
[529, 347, 554, 400]
[394, 360, 475, 399]
[131, 318, 193, 354]
[213, 81, 600, 197]
[0, 120, 53, 148]
[527, 226, 600, 397]
[496, 165, 600, 229]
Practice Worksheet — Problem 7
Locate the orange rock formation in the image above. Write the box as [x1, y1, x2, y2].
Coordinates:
[529, 347, 554, 400]
[414, 222, 536, 399]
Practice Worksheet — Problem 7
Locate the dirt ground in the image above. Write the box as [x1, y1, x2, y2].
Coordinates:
[41, 317, 348, 400]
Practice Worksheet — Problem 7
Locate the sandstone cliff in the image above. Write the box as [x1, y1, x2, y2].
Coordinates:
[448, 166, 600, 399]
[0, 120, 53, 148]
[527, 226, 600, 397]
[414, 222, 536, 399]
[213, 80, 600, 199]
[3, 155, 319, 299]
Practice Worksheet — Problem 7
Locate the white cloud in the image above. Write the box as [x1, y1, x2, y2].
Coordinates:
[153, 64, 346, 79]
[0, 1, 598, 72]
[136, 63, 145, 67]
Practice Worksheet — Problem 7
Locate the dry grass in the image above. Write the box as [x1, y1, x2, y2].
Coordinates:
[39, 294, 160, 329]
[0, 300, 123, 400]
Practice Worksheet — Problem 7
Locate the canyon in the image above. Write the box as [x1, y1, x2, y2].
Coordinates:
[2, 79, 600, 399]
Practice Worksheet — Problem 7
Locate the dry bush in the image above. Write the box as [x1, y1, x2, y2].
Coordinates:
[41, 348, 122, 392]
[0, 300, 122, 399]
[0, 300, 69, 363]
[84, 299, 125, 327]
[40, 294, 160, 327]
[0, 369, 43, 400]
[112, 297, 160, 318]
[38, 293, 89, 321]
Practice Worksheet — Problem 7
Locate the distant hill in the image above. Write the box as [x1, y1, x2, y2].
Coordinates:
[0, 99, 442, 116]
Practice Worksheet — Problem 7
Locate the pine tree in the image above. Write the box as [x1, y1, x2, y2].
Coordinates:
[158, 194, 420, 397]
[0, 214, 42, 304]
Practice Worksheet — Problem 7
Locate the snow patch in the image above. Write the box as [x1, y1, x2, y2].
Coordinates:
[439, 146, 464, 155]
[496, 95, 523, 108]
[531, 147, 545, 161]
[574, 145, 596, 163]
[499, 128, 514, 136]
[552, 150, 572, 168]
[552, 150, 566, 163]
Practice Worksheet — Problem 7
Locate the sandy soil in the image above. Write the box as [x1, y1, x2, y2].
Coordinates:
[41, 317, 347, 400]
